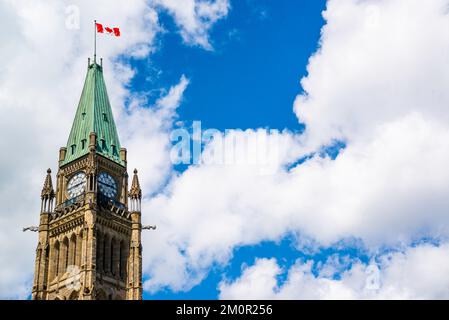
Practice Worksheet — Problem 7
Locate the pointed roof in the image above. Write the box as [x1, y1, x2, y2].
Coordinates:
[60, 61, 124, 166]
[41, 168, 55, 199]
[129, 169, 142, 199]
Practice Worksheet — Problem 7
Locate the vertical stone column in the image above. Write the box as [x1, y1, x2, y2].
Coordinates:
[127, 211, 142, 300]
[120, 148, 128, 206]
[48, 239, 58, 283]
[32, 211, 50, 300]
[81, 209, 96, 300]
[32, 244, 42, 299]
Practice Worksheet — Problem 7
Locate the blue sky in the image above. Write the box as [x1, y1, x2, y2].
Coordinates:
[145, 234, 370, 299]
[3, 0, 449, 300]
[130, 0, 444, 300]
[130, 0, 325, 132]
[141, 0, 329, 300]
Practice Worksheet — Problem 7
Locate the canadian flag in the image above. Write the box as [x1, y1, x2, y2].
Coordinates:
[96, 23, 120, 37]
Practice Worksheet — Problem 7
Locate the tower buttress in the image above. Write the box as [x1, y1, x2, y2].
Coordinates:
[32, 169, 55, 300]
[127, 169, 142, 300]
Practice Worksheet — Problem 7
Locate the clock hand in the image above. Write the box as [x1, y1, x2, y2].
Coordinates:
[100, 182, 116, 189]
[70, 181, 86, 189]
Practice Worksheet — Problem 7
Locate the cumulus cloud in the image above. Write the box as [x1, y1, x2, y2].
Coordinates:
[140, 0, 449, 297]
[143, 112, 449, 293]
[122, 75, 190, 194]
[155, 0, 229, 49]
[219, 243, 449, 299]
[143, 129, 303, 292]
[295, 0, 449, 150]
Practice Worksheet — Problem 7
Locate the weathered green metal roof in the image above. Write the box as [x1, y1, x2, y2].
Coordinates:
[61, 62, 124, 166]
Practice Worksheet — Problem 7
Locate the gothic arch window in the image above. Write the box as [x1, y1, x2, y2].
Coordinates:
[119, 240, 127, 280]
[113, 238, 121, 278]
[110, 237, 116, 276]
[103, 234, 111, 274]
[96, 231, 104, 273]
[53, 241, 60, 278]
[69, 234, 77, 267]
[61, 237, 69, 274]
[75, 232, 83, 267]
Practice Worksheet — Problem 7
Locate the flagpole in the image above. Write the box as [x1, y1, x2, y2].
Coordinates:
[94, 19, 97, 64]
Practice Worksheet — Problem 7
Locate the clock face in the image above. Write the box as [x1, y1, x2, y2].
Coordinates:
[98, 172, 117, 199]
[67, 172, 87, 199]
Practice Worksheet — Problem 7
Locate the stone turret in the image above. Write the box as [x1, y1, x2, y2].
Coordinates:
[41, 169, 55, 213]
[129, 169, 142, 212]
[127, 169, 142, 300]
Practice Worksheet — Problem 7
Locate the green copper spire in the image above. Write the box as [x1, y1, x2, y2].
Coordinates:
[61, 61, 124, 166]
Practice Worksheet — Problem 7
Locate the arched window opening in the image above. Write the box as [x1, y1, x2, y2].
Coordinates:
[110, 238, 115, 276]
[69, 234, 77, 267]
[63, 238, 69, 273]
[54, 241, 60, 278]
[120, 240, 127, 280]
[103, 235, 111, 274]
[96, 232, 104, 273]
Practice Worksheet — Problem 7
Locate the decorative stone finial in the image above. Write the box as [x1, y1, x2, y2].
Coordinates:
[129, 169, 142, 200]
[41, 169, 55, 200]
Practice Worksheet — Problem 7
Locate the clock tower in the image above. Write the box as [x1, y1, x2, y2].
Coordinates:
[31, 59, 143, 300]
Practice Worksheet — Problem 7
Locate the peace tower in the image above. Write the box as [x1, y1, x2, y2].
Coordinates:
[31, 58, 143, 300]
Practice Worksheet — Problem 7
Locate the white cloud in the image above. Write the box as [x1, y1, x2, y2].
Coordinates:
[295, 0, 449, 151]
[219, 243, 449, 299]
[122, 75, 190, 194]
[142, 113, 449, 292]
[140, 0, 449, 296]
[155, 0, 229, 49]
[0, 0, 224, 299]
[142, 129, 303, 292]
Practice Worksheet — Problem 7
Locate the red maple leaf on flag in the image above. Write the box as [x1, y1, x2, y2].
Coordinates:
[95, 22, 120, 37]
